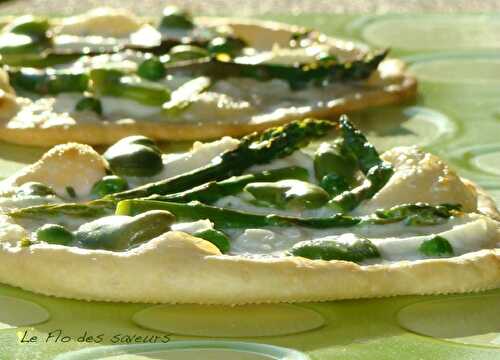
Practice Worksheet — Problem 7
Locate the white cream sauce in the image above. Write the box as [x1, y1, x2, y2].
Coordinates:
[0, 112, 497, 263]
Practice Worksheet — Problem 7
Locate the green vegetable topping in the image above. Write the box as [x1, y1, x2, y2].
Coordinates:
[245, 179, 329, 210]
[193, 228, 230, 253]
[329, 115, 394, 212]
[74, 95, 103, 115]
[207, 37, 246, 57]
[103, 138, 164, 177]
[66, 186, 76, 198]
[137, 56, 167, 81]
[289, 234, 380, 262]
[6, 16, 50, 39]
[90, 68, 171, 106]
[314, 140, 356, 195]
[91, 175, 128, 198]
[148, 166, 309, 204]
[107, 119, 334, 201]
[8, 68, 89, 95]
[75, 210, 175, 251]
[164, 50, 387, 90]
[168, 45, 209, 62]
[36, 224, 74, 245]
[162, 76, 211, 116]
[0, 33, 43, 55]
[159, 6, 194, 30]
[373, 203, 462, 226]
[116, 199, 360, 229]
[0, 16, 51, 55]
[16, 182, 55, 197]
[106, 118, 334, 200]
[419, 235, 454, 257]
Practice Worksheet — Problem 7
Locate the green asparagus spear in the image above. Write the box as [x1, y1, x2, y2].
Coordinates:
[328, 115, 394, 212]
[8, 68, 89, 94]
[8, 200, 115, 219]
[146, 166, 309, 204]
[163, 50, 387, 90]
[115, 199, 360, 229]
[314, 140, 357, 195]
[9, 200, 461, 231]
[289, 235, 380, 262]
[106, 119, 334, 201]
[0, 53, 81, 68]
[371, 203, 462, 225]
[90, 68, 171, 106]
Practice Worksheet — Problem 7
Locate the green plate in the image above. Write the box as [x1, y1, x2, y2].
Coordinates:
[0, 12, 499, 360]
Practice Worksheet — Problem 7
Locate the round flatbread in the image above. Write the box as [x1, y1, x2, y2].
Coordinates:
[0, 131, 497, 305]
[0, 13, 416, 146]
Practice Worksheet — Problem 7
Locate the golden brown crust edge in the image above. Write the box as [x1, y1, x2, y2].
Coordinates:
[0, 19, 417, 146]
[0, 179, 497, 305]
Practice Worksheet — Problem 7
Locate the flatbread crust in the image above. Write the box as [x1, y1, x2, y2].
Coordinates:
[0, 18, 417, 146]
[0, 143, 498, 304]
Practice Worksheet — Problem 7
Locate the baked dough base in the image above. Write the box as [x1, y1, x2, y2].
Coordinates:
[0, 18, 417, 146]
[0, 145, 497, 305]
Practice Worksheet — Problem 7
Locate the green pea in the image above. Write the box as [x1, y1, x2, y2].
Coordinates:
[419, 235, 453, 257]
[314, 141, 356, 182]
[91, 175, 128, 198]
[290, 235, 380, 263]
[245, 179, 329, 210]
[207, 37, 246, 56]
[16, 182, 55, 197]
[193, 228, 230, 253]
[137, 57, 167, 81]
[75, 96, 103, 115]
[104, 143, 164, 177]
[75, 210, 175, 251]
[159, 6, 194, 29]
[36, 224, 74, 245]
[168, 45, 209, 62]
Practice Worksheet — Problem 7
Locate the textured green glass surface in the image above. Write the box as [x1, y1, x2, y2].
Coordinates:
[0, 12, 499, 360]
